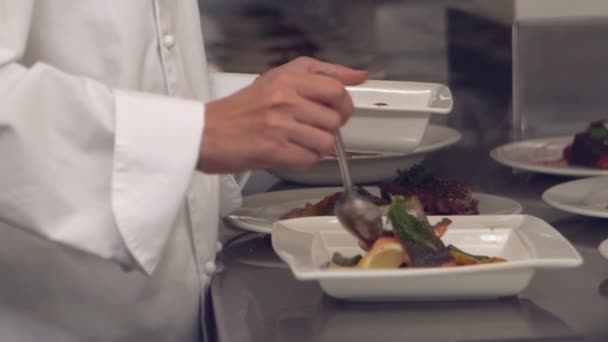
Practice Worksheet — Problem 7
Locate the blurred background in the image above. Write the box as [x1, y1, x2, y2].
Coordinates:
[198, 0, 608, 189]
[198, 0, 511, 151]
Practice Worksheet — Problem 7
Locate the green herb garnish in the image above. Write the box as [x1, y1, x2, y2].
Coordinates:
[331, 252, 362, 267]
[447, 244, 490, 261]
[396, 164, 433, 186]
[387, 196, 435, 243]
[590, 127, 608, 141]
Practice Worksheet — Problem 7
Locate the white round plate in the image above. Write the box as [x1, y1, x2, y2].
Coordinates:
[268, 125, 461, 185]
[225, 187, 522, 234]
[490, 136, 608, 177]
[542, 176, 608, 218]
[599, 239, 608, 261]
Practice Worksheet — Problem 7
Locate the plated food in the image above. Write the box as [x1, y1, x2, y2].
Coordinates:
[324, 196, 505, 270]
[280, 165, 479, 220]
[227, 188, 521, 234]
[490, 136, 608, 177]
[378, 164, 478, 215]
[563, 119, 608, 169]
[271, 213, 582, 300]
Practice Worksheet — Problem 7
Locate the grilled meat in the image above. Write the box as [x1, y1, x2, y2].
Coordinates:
[565, 119, 608, 169]
[379, 165, 479, 215]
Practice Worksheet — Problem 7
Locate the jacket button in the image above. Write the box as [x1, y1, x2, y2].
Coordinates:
[203, 261, 216, 276]
[163, 34, 175, 49]
[216, 241, 223, 253]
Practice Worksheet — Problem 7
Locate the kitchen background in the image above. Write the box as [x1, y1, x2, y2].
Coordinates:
[197, 0, 608, 192]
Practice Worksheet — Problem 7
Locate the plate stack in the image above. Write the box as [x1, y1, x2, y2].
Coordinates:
[490, 120, 608, 260]
[490, 121, 608, 219]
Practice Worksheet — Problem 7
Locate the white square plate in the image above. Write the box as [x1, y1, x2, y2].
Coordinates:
[271, 215, 582, 301]
[211, 73, 452, 154]
[342, 80, 452, 154]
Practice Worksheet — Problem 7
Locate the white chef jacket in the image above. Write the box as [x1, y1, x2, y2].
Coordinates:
[0, 1, 250, 341]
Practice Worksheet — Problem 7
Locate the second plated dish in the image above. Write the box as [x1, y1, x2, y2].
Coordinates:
[226, 187, 522, 234]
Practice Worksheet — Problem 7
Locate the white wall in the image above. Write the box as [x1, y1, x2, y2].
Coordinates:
[516, 0, 608, 20]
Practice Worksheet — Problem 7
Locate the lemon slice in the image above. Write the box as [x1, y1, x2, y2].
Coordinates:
[357, 237, 406, 269]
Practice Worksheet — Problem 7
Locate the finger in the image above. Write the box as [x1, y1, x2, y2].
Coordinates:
[311, 62, 368, 86]
[262, 142, 321, 169]
[286, 57, 369, 85]
[287, 97, 343, 133]
[288, 120, 336, 157]
[293, 73, 354, 123]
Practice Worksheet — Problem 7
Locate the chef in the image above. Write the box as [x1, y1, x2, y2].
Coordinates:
[0, 1, 367, 341]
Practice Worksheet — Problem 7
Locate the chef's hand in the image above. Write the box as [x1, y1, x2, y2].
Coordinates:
[198, 57, 368, 173]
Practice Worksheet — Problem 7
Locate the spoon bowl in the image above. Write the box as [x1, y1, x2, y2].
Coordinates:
[333, 131, 383, 245]
[334, 188, 383, 245]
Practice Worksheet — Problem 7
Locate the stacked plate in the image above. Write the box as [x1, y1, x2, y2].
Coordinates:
[491, 136, 608, 219]
[491, 134, 608, 262]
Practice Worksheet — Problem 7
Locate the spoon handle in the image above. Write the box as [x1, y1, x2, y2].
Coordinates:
[334, 131, 353, 191]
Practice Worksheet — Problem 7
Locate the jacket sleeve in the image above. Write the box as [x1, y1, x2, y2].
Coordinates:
[0, 1, 204, 275]
[209, 72, 258, 216]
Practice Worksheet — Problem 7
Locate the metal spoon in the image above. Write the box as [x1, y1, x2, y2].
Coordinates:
[333, 131, 383, 246]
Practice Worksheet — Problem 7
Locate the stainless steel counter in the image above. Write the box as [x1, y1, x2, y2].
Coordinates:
[210, 146, 608, 341]
[202, 2, 608, 341]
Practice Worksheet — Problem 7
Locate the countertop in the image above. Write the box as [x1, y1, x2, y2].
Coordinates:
[211, 146, 608, 342]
